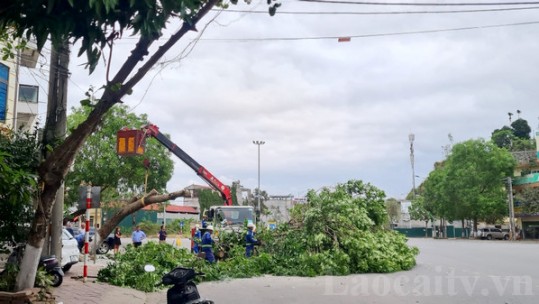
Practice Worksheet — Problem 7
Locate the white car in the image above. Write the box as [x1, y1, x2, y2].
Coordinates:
[61, 228, 80, 272]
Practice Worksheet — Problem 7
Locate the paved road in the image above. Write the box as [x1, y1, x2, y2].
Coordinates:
[55, 238, 539, 303]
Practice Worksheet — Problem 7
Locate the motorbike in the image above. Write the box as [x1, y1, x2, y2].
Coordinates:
[38, 255, 64, 287]
[2, 243, 64, 287]
[145, 265, 214, 304]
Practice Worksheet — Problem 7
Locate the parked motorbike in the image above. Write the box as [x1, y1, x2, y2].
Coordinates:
[2, 243, 64, 287]
[145, 265, 214, 304]
[38, 255, 64, 287]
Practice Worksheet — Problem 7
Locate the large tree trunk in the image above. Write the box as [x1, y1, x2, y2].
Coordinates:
[95, 190, 186, 245]
[14, 0, 219, 291]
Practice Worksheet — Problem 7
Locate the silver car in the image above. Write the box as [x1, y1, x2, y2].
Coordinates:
[478, 227, 509, 240]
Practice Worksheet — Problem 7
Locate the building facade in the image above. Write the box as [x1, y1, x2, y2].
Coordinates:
[0, 38, 39, 132]
[512, 131, 539, 239]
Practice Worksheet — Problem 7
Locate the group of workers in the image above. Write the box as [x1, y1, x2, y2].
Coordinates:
[191, 221, 258, 263]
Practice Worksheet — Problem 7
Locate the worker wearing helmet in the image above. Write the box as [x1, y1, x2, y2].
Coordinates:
[192, 224, 202, 254]
[201, 225, 215, 263]
[245, 223, 258, 257]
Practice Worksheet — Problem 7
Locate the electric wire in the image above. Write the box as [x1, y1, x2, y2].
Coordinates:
[296, 0, 539, 6]
[217, 5, 539, 14]
[196, 20, 539, 42]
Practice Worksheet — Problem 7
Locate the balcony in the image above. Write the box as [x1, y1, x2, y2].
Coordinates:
[513, 173, 539, 186]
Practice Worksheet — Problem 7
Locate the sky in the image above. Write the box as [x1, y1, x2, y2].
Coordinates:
[22, 0, 539, 200]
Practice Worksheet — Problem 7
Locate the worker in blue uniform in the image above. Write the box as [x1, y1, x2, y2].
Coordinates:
[245, 222, 258, 257]
[192, 224, 202, 254]
[201, 215, 208, 228]
[201, 225, 215, 263]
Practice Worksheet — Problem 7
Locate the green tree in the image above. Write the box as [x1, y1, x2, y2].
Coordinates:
[1, 0, 277, 290]
[198, 189, 225, 215]
[423, 139, 515, 232]
[511, 118, 531, 140]
[408, 196, 434, 237]
[65, 104, 174, 205]
[491, 127, 515, 149]
[385, 198, 401, 225]
[515, 187, 539, 215]
[0, 129, 40, 245]
[491, 118, 534, 151]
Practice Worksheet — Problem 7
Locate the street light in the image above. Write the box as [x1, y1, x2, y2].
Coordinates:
[409, 133, 416, 199]
[253, 140, 265, 213]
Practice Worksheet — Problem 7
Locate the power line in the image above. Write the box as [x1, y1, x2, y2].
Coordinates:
[297, 0, 539, 6]
[198, 20, 539, 42]
[218, 6, 539, 14]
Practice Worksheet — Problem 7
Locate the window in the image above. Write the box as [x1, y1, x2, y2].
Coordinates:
[0, 63, 8, 121]
[18, 84, 39, 103]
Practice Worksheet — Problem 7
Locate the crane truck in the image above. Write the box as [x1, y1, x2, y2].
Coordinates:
[116, 124, 256, 229]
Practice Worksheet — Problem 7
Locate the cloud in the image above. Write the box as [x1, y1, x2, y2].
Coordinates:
[23, 1, 539, 199]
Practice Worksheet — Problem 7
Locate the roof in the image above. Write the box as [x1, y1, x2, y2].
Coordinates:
[184, 184, 213, 191]
[142, 204, 199, 214]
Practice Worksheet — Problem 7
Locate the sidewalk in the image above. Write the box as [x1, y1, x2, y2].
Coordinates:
[53, 255, 166, 304]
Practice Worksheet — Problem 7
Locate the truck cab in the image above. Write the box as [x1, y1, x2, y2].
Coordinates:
[206, 206, 256, 232]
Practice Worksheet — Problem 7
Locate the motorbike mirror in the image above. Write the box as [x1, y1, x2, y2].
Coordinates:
[144, 264, 156, 272]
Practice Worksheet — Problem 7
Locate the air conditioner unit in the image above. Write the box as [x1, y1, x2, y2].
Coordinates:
[20, 40, 39, 68]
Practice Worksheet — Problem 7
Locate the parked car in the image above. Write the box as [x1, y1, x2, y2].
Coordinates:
[71, 226, 115, 254]
[478, 227, 509, 240]
[61, 228, 80, 273]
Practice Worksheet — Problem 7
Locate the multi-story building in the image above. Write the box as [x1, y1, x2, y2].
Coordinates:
[0, 38, 39, 132]
[512, 131, 539, 239]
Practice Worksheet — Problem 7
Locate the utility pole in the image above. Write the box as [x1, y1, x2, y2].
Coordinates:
[43, 41, 70, 259]
[253, 140, 265, 214]
[507, 177, 516, 240]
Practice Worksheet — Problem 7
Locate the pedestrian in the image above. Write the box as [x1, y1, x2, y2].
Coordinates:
[114, 227, 122, 254]
[131, 225, 146, 248]
[158, 225, 167, 244]
[245, 222, 258, 257]
[201, 225, 215, 263]
[192, 224, 201, 254]
[64, 220, 75, 237]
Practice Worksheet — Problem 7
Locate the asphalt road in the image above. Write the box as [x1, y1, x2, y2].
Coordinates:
[174, 238, 539, 304]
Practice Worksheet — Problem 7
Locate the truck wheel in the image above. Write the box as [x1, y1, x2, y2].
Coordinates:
[486, 234, 492, 240]
[504, 235, 509, 240]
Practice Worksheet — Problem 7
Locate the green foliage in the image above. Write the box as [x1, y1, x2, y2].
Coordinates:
[97, 180, 419, 292]
[198, 189, 224, 214]
[98, 242, 198, 292]
[409, 196, 434, 224]
[0, 129, 40, 244]
[491, 118, 535, 151]
[422, 139, 515, 223]
[0, 263, 54, 292]
[0, 263, 18, 291]
[385, 198, 401, 224]
[0, 31, 27, 61]
[65, 105, 174, 207]
[511, 118, 531, 140]
[515, 187, 539, 215]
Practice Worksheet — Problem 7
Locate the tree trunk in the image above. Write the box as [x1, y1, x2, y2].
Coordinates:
[95, 190, 186, 246]
[14, 0, 219, 291]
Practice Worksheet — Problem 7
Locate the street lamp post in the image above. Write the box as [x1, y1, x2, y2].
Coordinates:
[409, 133, 416, 199]
[253, 140, 265, 213]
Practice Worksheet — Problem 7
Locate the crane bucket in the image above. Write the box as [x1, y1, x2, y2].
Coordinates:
[117, 129, 146, 156]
